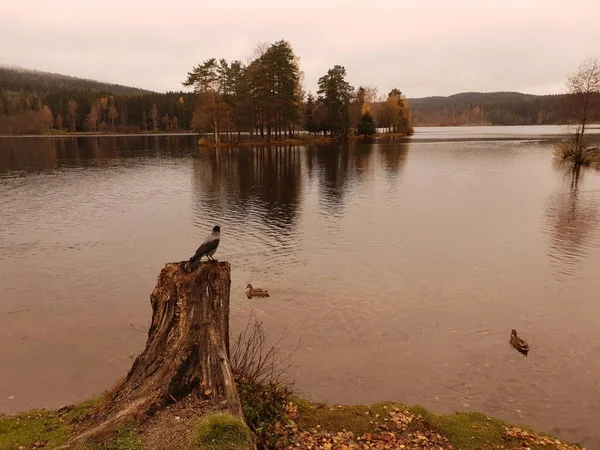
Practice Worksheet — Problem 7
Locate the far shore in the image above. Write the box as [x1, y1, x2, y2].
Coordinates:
[0, 131, 199, 138]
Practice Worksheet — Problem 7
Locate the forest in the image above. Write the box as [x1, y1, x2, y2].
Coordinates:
[0, 42, 413, 138]
[0, 50, 583, 136]
[0, 67, 195, 134]
[408, 91, 568, 126]
[183, 40, 411, 142]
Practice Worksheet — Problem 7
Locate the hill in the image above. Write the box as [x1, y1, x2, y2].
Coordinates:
[0, 67, 194, 134]
[0, 66, 152, 96]
[407, 91, 566, 126]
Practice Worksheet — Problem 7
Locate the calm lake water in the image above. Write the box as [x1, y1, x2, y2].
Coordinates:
[1, 126, 600, 448]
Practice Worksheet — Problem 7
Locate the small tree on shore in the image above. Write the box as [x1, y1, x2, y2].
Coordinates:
[566, 57, 600, 152]
[357, 111, 377, 138]
[555, 57, 600, 168]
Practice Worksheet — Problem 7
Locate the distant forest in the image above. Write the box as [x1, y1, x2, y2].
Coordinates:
[0, 65, 584, 135]
[408, 92, 567, 126]
[0, 67, 195, 134]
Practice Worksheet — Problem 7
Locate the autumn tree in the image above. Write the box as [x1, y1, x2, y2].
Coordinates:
[183, 58, 226, 143]
[317, 65, 354, 138]
[141, 110, 148, 132]
[350, 86, 378, 129]
[119, 98, 128, 129]
[566, 57, 600, 151]
[108, 98, 119, 132]
[55, 114, 63, 131]
[87, 101, 99, 131]
[67, 99, 78, 132]
[40, 105, 53, 132]
[150, 104, 159, 131]
[162, 113, 171, 131]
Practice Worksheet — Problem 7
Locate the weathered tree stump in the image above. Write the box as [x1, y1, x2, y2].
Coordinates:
[65, 261, 249, 447]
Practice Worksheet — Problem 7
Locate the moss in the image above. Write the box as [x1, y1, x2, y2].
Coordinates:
[289, 398, 579, 450]
[0, 410, 72, 449]
[435, 411, 506, 449]
[189, 413, 252, 450]
[292, 396, 393, 435]
[85, 428, 142, 450]
[0, 394, 111, 450]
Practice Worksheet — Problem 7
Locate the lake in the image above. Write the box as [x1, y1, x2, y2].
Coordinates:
[1, 126, 600, 448]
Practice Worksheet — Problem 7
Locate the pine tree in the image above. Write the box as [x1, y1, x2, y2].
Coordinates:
[357, 111, 377, 138]
[304, 93, 317, 134]
[317, 65, 354, 138]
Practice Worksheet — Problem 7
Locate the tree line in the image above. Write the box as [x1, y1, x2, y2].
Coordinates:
[0, 68, 195, 134]
[184, 40, 413, 142]
[408, 91, 577, 126]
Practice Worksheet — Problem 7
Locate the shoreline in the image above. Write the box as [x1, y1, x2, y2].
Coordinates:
[0, 131, 199, 138]
[201, 132, 412, 148]
[0, 392, 585, 449]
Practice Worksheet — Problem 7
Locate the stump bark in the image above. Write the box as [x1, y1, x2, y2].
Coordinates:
[65, 261, 249, 447]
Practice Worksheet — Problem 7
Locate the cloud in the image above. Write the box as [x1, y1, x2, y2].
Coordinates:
[1, 0, 598, 96]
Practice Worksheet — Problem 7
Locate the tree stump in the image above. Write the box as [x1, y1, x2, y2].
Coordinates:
[65, 261, 249, 447]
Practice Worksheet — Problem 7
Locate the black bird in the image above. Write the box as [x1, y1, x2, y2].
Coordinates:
[188, 226, 220, 270]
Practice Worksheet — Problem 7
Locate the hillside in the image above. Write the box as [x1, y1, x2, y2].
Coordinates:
[0, 67, 194, 134]
[0, 66, 152, 96]
[408, 91, 566, 126]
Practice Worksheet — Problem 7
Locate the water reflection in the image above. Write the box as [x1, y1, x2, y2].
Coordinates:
[0, 136, 198, 175]
[2, 135, 600, 448]
[379, 142, 409, 180]
[306, 144, 351, 214]
[190, 146, 304, 250]
[545, 167, 600, 275]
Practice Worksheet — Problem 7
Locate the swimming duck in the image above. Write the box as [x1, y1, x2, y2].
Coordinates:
[245, 284, 270, 298]
[510, 329, 529, 356]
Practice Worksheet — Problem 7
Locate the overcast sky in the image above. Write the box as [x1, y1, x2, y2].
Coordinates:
[1, 0, 599, 98]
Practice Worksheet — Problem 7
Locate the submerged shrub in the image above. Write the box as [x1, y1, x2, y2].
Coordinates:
[553, 137, 600, 168]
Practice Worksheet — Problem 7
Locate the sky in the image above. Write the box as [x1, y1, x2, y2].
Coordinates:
[1, 0, 599, 98]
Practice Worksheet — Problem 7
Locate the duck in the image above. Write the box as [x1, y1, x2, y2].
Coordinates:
[245, 284, 270, 298]
[510, 329, 529, 356]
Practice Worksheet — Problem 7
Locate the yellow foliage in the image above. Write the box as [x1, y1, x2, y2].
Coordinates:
[361, 103, 372, 115]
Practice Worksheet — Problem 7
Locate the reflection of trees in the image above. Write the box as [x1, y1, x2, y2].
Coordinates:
[545, 167, 599, 273]
[0, 136, 203, 175]
[379, 142, 409, 179]
[305, 144, 350, 214]
[190, 146, 303, 240]
[304, 141, 409, 212]
[353, 142, 373, 177]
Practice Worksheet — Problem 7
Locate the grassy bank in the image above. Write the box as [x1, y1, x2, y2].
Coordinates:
[0, 392, 584, 449]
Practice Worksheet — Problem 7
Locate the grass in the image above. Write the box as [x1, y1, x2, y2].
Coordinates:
[85, 427, 142, 450]
[0, 394, 145, 450]
[292, 397, 388, 435]
[189, 413, 252, 450]
[0, 394, 581, 450]
[553, 138, 600, 168]
[290, 397, 580, 450]
[0, 409, 72, 449]
[0, 396, 105, 450]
